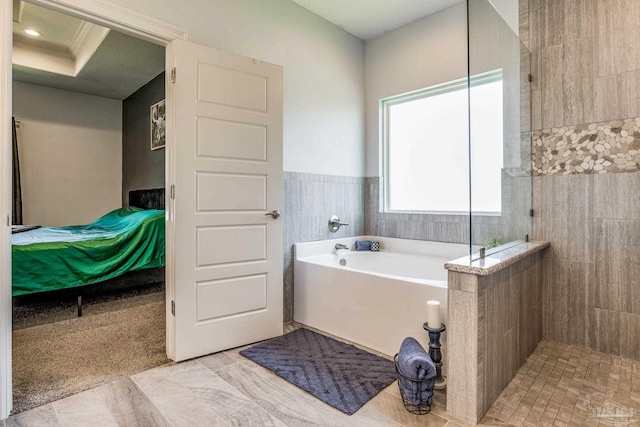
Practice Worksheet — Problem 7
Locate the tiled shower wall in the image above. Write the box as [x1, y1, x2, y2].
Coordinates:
[282, 172, 364, 322]
[523, 0, 640, 359]
[364, 177, 471, 243]
[364, 175, 531, 247]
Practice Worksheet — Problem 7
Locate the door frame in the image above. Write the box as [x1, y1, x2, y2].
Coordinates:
[0, 0, 188, 418]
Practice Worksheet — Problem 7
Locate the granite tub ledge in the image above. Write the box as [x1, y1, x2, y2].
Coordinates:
[444, 241, 550, 276]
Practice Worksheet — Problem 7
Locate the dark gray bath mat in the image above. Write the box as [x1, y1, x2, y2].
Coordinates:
[240, 328, 396, 415]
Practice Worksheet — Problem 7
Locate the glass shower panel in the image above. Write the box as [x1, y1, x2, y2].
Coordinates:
[467, 0, 532, 259]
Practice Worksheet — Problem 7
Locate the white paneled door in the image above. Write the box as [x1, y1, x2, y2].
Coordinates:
[167, 40, 283, 361]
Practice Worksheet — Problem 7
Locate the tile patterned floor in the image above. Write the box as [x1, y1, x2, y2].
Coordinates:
[480, 339, 640, 427]
[5, 325, 639, 426]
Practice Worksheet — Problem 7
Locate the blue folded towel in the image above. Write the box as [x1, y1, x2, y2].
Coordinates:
[397, 337, 436, 405]
[355, 240, 372, 251]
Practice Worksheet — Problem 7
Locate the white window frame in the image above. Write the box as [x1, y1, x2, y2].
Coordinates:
[380, 69, 503, 215]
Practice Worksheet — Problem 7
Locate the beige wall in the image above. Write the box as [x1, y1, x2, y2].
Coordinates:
[364, 2, 467, 177]
[103, 0, 365, 177]
[489, 0, 520, 36]
[525, 0, 640, 359]
[12, 82, 122, 226]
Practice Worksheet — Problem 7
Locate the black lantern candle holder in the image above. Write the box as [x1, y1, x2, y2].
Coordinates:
[423, 322, 447, 390]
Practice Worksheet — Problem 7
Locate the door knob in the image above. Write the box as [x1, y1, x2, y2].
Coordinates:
[265, 210, 281, 219]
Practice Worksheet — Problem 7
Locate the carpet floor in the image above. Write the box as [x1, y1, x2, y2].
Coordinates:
[13, 281, 165, 330]
[12, 290, 170, 414]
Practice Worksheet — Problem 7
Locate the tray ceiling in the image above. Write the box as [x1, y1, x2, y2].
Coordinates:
[12, 1, 164, 100]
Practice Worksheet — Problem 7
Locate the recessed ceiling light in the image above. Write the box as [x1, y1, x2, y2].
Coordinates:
[24, 29, 41, 37]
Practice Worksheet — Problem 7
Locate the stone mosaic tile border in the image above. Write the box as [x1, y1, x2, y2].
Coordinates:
[532, 118, 640, 176]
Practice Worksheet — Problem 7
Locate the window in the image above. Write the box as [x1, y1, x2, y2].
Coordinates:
[381, 70, 503, 214]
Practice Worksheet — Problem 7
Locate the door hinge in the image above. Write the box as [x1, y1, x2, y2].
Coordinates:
[6, 215, 9, 226]
[170, 184, 175, 200]
[171, 300, 175, 316]
[171, 67, 176, 83]
[528, 73, 532, 83]
[530, 209, 534, 217]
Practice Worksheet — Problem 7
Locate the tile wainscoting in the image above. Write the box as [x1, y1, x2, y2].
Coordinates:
[282, 172, 364, 322]
[364, 176, 531, 247]
[364, 177, 470, 243]
[447, 248, 546, 424]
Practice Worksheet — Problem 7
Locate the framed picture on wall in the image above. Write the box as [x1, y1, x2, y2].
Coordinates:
[150, 99, 166, 150]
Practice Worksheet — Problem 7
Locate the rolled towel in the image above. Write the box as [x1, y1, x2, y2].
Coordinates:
[354, 240, 372, 251]
[397, 337, 436, 405]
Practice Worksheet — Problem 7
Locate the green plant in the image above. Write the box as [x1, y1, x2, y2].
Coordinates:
[483, 236, 502, 250]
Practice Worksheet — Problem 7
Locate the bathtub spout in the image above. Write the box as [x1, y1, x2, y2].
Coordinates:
[335, 243, 349, 250]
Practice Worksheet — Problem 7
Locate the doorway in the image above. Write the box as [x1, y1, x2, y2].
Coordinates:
[0, 0, 186, 418]
[11, 5, 169, 409]
[2, 0, 285, 420]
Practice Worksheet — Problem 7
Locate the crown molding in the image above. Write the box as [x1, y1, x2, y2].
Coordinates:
[69, 21, 96, 57]
[12, 39, 75, 76]
[11, 34, 70, 56]
[12, 0, 24, 23]
[26, 0, 188, 45]
[69, 21, 110, 74]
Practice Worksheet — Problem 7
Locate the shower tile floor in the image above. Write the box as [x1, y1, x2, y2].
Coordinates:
[5, 323, 638, 427]
[481, 339, 640, 427]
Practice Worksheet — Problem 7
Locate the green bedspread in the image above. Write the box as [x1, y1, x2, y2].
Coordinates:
[12, 207, 165, 296]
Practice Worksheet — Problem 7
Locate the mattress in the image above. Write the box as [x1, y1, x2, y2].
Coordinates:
[12, 207, 165, 296]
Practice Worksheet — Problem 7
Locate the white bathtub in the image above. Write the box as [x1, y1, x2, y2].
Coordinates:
[294, 236, 469, 368]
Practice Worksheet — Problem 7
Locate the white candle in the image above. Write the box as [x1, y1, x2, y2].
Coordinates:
[426, 300, 441, 329]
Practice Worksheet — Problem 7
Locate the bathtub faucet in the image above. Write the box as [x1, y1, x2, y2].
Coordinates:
[335, 243, 349, 250]
[328, 215, 349, 233]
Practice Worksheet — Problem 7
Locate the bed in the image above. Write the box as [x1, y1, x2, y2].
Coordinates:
[12, 189, 165, 313]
